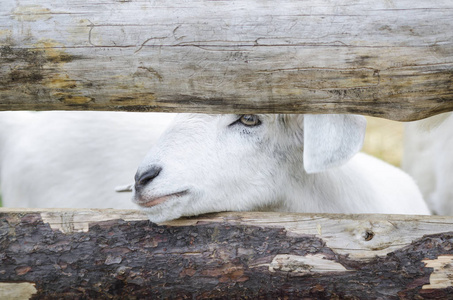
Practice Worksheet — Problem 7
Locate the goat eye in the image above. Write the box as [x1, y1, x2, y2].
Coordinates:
[239, 115, 261, 127]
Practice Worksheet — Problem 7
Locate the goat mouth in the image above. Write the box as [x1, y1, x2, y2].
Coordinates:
[135, 190, 188, 208]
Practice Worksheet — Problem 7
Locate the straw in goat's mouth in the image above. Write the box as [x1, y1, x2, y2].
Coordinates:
[137, 191, 188, 208]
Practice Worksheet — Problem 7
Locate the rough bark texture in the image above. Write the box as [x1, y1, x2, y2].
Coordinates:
[1, 1, 453, 120]
[1, 209, 453, 299]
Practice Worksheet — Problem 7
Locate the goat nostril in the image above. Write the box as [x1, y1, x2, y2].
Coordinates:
[135, 166, 162, 190]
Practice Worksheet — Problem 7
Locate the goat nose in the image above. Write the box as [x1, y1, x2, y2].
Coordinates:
[134, 166, 162, 192]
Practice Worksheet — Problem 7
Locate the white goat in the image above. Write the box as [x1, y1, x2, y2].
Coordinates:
[403, 112, 453, 215]
[0, 111, 173, 208]
[134, 114, 430, 223]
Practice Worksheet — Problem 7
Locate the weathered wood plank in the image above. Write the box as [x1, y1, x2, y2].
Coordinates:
[1, 209, 452, 298]
[1, 0, 453, 120]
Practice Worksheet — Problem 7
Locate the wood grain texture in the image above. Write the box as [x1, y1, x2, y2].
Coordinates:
[1, 0, 452, 120]
[1, 209, 453, 298]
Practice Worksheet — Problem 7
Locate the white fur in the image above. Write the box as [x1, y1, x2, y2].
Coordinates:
[403, 112, 453, 215]
[0, 111, 174, 208]
[134, 114, 430, 223]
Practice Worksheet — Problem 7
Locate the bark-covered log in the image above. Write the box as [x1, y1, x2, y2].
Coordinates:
[1, 1, 453, 120]
[1, 209, 453, 299]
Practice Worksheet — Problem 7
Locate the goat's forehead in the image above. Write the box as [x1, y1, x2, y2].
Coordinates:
[174, 114, 302, 126]
[275, 114, 302, 125]
[264, 115, 304, 132]
[174, 113, 223, 123]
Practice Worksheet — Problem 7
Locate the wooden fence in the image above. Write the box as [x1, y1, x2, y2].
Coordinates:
[1, 0, 453, 298]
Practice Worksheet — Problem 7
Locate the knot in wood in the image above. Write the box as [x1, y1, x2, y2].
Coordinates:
[364, 230, 375, 241]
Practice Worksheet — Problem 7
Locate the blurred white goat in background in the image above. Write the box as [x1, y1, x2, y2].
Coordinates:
[403, 112, 453, 215]
[0, 111, 173, 208]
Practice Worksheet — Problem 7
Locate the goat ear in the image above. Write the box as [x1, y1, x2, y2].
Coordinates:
[303, 114, 367, 174]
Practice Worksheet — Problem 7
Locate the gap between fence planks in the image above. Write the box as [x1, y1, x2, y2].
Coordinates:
[1, 0, 453, 120]
[0, 209, 452, 298]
